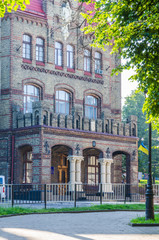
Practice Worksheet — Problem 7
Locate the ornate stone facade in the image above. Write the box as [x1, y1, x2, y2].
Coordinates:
[0, 0, 138, 186]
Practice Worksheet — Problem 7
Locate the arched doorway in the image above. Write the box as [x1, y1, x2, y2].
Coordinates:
[19, 145, 33, 184]
[112, 151, 130, 184]
[51, 145, 72, 183]
[83, 148, 103, 184]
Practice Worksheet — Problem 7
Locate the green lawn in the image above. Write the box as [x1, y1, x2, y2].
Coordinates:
[131, 214, 159, 224]
[139, 179, 159, 184]
[0, 204, 159, 216]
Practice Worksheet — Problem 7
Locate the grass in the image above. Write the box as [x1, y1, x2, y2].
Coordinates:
[0, 204, 159, 216]
[139, 179, 159, 184]
[131, 214, 159, 224]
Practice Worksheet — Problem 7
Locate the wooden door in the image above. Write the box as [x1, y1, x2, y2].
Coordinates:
[58, 154, 68, 194]
[58, 154, 68, 183]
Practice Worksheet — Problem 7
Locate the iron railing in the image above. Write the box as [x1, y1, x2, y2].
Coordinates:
[0, 183, 159, 208]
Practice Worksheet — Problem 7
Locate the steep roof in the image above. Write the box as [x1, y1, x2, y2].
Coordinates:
[18, 0, 46, 18]
[26, 0, 44, 14]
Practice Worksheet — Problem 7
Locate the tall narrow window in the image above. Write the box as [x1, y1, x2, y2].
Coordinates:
[55, 42, 63, 66]
[23, 34, 31, 60]
[85, 95, 98, 119]
[36, 38, 44, 62]
[84, 49, 91, 72]
[23, 150, 32, 183]
[67, 45, 74, 69]
[56, 90, 70, 115]
[95, 52, 102, 74]
[24, 85, 40, 113]
[88, 156, 99, 184]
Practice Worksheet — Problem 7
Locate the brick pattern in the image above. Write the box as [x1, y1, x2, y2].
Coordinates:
[0, 0, 138, 185]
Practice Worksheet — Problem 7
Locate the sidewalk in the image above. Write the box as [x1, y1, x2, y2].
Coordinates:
[0, 211, 159, 240]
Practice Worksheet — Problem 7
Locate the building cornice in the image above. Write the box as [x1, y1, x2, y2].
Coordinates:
[0, 125, 138, 144]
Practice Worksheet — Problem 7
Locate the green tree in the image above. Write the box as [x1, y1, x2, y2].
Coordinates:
[0, 0, 30, 17]
[123, 91, 159, 181]
[79, 0, 159, 131]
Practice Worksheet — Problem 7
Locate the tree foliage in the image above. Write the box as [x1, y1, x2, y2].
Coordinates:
[79, 0, 159, 131]
[123, 91, 159, 179]
[0, 0, 30, 17]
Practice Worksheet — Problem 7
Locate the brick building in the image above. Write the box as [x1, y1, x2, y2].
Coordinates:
[0, 0, 138, 186]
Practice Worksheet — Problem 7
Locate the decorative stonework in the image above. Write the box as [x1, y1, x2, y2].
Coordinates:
[21, 64, 104, 85]
[44, 141, 50, 155]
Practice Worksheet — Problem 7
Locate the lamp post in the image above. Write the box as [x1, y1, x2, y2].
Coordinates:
[144, 92, 154, 220]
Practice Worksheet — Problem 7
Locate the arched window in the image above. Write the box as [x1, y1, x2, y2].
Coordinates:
[23, 34, 31, 60]
[84, 49, 91, 72]
[55, 42, 63, 66]
[55, 90, 70, 115]
[88, 156, 99, 184]
[36, 37, 44, 62]
[22, 147, 32, 184]
[67, 45, 74, 69]
[95, 52, 102, 74]
[85, 95, 98, 119]
[24, 85, 40, 113]
[43, 111, 48, 125]
[35, 110, 39, 125]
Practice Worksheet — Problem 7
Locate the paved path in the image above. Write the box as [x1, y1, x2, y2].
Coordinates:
[0, 211, 159, 240]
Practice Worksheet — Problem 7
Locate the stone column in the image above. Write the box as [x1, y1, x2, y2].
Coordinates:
[98, 158, 106, 184]
[106, 160, 113, 184]
[67, 156, 76, 191]
[67, 155, 84, 191]
[75, 156, 84, 191]
[99, 158, 113, 192]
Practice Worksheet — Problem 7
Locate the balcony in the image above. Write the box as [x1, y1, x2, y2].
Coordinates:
[12, 101, 137, 138]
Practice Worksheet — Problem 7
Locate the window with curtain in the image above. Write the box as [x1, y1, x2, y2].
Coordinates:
[67, 45, 74, 69]
[55, 90, 70, 115]
[85, 95, 98, 119]
[24, 85, 40, 113]
[36, 37, 44, 62]
[84, 49, 91, 72]
[23, 34, 31, 59]
[55, 42, 63, 66]
[95, 52, 102, 74]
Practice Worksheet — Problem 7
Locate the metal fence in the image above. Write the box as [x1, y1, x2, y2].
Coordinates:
[0, 183, 159, 208]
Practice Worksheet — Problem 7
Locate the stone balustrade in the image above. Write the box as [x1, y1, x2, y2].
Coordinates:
[12, 101, 137, 137]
